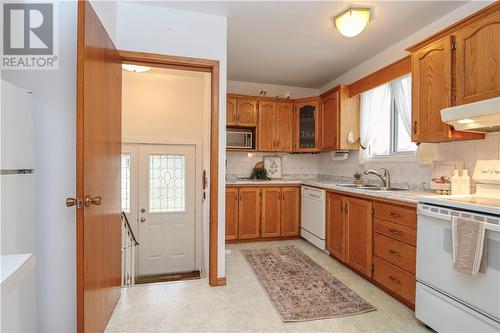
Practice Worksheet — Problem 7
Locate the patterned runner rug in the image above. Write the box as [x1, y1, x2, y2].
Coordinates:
[241, 246, 376, 322]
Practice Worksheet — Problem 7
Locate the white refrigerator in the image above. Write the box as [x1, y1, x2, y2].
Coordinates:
[1, 79, 37, 332]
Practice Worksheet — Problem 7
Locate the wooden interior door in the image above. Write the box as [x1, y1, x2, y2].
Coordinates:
[236, 99, 258, 126]
[326, 192, 345, 262]
[411, 37, 452, 142]
[454, 10, 500, 105]
[257, 101, 276, 151]
[280, 187, 300, 236]
[261, 187, 281, 238]
[275, 102, 294, 152]
[345, 197, 373, 277]
[320, 90, 339, 151]
[238, 187, 261, 239]
[226, 97, 237, 126]
[225, 187, 238, 240]
[76, 2, 122, 332]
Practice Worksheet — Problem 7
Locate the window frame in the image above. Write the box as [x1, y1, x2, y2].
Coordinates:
[366, 75, 416, 163]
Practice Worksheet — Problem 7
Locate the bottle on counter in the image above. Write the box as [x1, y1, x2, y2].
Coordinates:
[451, 170, 460, 195]
[460, 169, 471, 195]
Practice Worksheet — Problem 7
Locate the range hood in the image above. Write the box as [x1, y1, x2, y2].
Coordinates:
[440, 96, 500, 133]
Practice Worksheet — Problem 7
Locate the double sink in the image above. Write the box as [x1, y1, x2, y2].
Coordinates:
[336, 184, 407, 192]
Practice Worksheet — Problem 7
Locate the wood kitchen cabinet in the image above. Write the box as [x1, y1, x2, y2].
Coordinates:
[226, 95, 258, 127]
[280, 187, 300, 236]
[454, 8, 500, 105]
[238, 187, 261, 239]
[257, 100, 294, 152]
[295, 98, 321, 152]
[326, 192, 346, 262]
[226, 185, 300, 242]
[407, 4, 500, 142]
[225, 187, 239, 240]
[261, 187, 281, 238]
[320, 85, 360, 151]
[345, 197, 373, 278]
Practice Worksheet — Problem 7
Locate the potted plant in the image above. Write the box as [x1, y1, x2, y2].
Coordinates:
[353, 172, 363, 186]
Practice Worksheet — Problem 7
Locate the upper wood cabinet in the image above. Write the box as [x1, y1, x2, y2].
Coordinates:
[257, 100, 294, 152]
[280, 187, 300, 237]
[226, 97, 237, 126]
[320, 85, 360, 151]
[411, 37, 454, 142]
[326, 192, 346, 262]
[345, 196, 373, 278]
[238, 187, 261, 239]
[261, 187, 281, 238]
[225, 187, 239, 240]
[407, 4, 500, 142]
[454, 9, 500, 105]
[295, 98, 321, 152]
[275, 102, 294, 152]
[226, 95, 258, 127]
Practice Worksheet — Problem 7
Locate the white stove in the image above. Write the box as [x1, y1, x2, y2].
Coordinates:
[416, 160, 500, 333]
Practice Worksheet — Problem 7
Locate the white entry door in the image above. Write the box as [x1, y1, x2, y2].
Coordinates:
[137, 144, 196, 276]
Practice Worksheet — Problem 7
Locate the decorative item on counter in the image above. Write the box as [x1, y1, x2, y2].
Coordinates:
[264, 156, 282, 179]
[249, 161, 270, 180]
[430, 160, 465, 194]
[451, 170, 461, 195]
[259, 90, 267, 97]
[461, 169, 471, 195]
[353, 172, 363, 186]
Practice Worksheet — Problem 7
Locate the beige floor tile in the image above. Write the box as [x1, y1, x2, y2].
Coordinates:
[106, 239, 430, 333]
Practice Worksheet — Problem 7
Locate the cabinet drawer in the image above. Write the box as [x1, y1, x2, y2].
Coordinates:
[373, 257, 416, 305]
[374, 233, 416, 273]
[373, 202, 416, 228]
[374, 218, 416, 246]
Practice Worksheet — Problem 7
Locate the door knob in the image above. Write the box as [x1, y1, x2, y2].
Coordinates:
[140, 217, 146, 223]
[66, 197, 83, 208]
[84, 195, 102, 207]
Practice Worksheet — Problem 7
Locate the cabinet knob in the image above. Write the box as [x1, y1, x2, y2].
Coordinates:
[84, 195, 102, 207]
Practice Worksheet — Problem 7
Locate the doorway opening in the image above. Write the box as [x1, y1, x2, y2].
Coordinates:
[119, 51, 220, 287]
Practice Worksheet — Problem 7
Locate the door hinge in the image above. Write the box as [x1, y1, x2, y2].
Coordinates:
[371, 265, 374, 272]
[451, 42, 456, 51]
[371, 208, 375, 216]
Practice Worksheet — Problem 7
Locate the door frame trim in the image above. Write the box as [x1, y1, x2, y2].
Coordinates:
[119, 50, 222, 287]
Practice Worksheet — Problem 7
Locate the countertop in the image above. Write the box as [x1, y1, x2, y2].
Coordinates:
[226, 178, 439, 204]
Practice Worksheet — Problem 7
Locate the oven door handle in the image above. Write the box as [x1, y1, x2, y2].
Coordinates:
[418, 206, 500, 233]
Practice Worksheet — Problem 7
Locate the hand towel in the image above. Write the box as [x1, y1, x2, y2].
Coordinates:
[452, 216, 487, 276]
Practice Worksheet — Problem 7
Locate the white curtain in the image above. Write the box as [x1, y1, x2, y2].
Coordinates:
[359, 83, 391, 164]
[393, 75, 412, 137]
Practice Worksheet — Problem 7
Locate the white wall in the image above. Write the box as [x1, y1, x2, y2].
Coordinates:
[228, 80, 318, 99]
[89, 1, 118, 45]
[320, 1, 494, 92]
[1, 2, 78, 332]
[115, 2, 228, 277]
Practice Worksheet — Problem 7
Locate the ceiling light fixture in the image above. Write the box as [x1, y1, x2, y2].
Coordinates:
[334, 8, 371, 38]
[122, 64, 151, 73]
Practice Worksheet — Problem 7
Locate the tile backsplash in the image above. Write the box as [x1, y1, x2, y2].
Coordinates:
[226, 133, 500, 188]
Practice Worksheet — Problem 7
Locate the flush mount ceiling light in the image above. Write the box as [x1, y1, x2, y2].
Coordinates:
[334, 8, 371, 38]
[122, 64, 151, 72]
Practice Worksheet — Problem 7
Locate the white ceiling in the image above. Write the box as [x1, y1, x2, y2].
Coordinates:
[137, 1, 466, 88]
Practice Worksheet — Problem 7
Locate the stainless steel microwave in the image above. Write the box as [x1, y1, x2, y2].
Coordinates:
[227, 129, 253, 149]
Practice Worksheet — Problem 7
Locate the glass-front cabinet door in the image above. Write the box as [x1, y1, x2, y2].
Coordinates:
[296, 99, 320, 152]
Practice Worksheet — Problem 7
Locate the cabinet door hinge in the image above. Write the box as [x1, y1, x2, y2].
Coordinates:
[371, 265, 374, 272]
[371, 208, 375, 216]
[451, 42, 456, 51]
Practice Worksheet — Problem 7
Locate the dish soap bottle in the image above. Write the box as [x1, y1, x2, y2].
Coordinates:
[460, 169, 471, 195]
[451, 170, 460, 195]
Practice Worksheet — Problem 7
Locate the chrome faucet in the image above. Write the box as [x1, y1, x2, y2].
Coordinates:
[364, 167, 391, 189]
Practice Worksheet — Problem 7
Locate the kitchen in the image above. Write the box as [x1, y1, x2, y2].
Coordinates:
[223, 2, 500, 332]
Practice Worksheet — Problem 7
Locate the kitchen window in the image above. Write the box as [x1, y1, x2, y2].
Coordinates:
[359, 75, 417, 162]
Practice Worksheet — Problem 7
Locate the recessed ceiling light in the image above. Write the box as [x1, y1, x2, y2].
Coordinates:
[457, 118, 475, 124]
[334, 8, 371, 38]
[122, 64, 151, 73]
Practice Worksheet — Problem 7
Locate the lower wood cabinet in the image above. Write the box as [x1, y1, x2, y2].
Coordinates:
[238, 187, 261, 239]
[226, 185, 300, 241]
[326, 190, 418, 308]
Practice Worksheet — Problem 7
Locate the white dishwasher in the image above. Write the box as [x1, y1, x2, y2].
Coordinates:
[300, 186, 326, 250]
